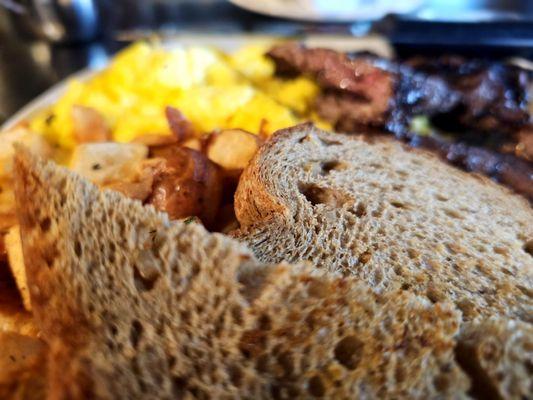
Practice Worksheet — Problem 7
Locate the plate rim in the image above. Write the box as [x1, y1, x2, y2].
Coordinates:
[228, 0, 424, 22]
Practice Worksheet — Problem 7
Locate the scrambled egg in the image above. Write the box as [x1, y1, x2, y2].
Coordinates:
[30, 42, 331, 150]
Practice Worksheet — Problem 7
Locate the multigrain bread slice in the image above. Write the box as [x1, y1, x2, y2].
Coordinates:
[234, 124, 533, 323]
[13, 147, 471, 399]
[456, 318, 533, 400]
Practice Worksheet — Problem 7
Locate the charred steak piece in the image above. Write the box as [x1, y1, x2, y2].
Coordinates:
[267, 43, 460, 136]
[406, 56, 531, 134]
[409, 134, 533, 201]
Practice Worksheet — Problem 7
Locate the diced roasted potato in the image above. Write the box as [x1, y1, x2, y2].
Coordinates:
[147, 147, 222, 227]
[206, 129, 259, 171]
[103, 158, 166, 201]
[70, 142, 148, 186]
[72, 105, 112, 143]
[5, 226, 30, 311]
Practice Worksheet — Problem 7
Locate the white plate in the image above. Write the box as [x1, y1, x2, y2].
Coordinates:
[229, 0, 424, 22]
[1, 34, 392, 131]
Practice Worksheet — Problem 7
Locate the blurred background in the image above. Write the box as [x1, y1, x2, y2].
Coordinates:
[1, 0, 532, 125]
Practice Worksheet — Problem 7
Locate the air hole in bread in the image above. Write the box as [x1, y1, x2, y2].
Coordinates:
[132, 262, 159, 292]
[171, 376, 187, 397]
[358, 251, 372, 265]
[189, 386, 207, 398]
[434, 193, 450, 202]
[180, 310, 190, 323]
[392, 184, 404, 192]
[433, 372, 451, 392]
[517, 285, 532, 298]
[354, 203, 366, 217]
[239, 330, 267, 359]
[454, 342, 499, 399]
[130, 319, 143, 349]
[43, 245, 58, 268]
[167, 355, 176, 370]
[109, 324, 118, 337]
[231, 305, 244, 326]
[255, 354, 270, 373]
[74, 241, 82, 257]
[334, 336, 363, 370]
[321, 160, 347, 175]
[40, 217, 51, 232]
[444, 208, 463, 219]
[523, 239, 533, 258]
[318, 137, 342, 146]
[308, 375, 326, 397]
[298, 134, 313, 144]
[390, 201, 407, 209]
[395, 365, 406, 383]
[228, 364, 244, 387]
[368, 162, 383, 169]
[277, 351, 295, 377]
[258, 313, 272, 330]
[299, 183, 352, 208]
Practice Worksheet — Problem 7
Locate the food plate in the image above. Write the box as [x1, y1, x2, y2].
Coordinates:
[229, 0, 424, 22]
[1, 33, 532, 399]
[1, 34, 391, 132]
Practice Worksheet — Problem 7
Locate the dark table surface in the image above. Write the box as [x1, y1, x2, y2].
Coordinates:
[1, 0, 533, 126]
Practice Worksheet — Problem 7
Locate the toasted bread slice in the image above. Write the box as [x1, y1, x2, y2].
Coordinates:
[13, 147, 471, 399]
[234, 124, 533, 323]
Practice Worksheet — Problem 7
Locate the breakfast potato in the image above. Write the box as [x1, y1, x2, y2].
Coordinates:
[147, 146, 222, 227]
[103, 158, 166, 202]
[206, 129, 260, 173]
[70, 142, 148, 186]
[5, 226, 30, 311]
[72, 105, 111, 143]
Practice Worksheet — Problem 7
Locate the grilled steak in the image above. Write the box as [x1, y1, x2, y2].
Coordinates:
[267, 43, 460, 136]
[406, 56, 531, 134]
[409, 134, 533, 201]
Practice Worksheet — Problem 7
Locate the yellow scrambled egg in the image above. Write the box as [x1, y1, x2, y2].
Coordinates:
[29, 42, 331, 150]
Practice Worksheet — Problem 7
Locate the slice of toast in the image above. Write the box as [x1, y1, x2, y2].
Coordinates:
[234, 124, 533, 323]
[13, 147, 472, 399]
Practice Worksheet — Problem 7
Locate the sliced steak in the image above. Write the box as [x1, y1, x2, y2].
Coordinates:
[267, 43, 460, 136]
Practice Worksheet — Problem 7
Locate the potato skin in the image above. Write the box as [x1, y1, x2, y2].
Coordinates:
[147, 146, 222, 228]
